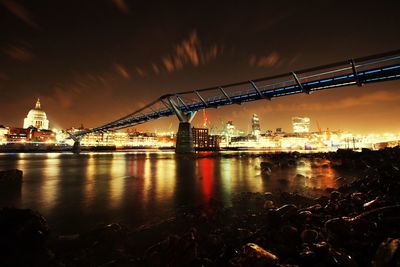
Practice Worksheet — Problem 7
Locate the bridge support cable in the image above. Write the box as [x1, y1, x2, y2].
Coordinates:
[176, 95, 190, 111]
[160, 98, 173, 112]
[249, 80, 271, 100]
[194, 90, 208, 107]
[350, 59, 362, 87]
[219, 87, 233, 103]
[292, 72, 310, 94]
[167, 97, 197, 123]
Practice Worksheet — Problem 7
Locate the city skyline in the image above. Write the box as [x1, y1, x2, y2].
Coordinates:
[1, 1, 400, 134]
[3, 96, 400, 137]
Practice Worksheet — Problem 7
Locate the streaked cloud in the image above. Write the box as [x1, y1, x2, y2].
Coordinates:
[0, 72, 8, 80]
[112, 0, 130, 14]
[3, 45, 34, 62]
[249, 51, 280, 67]
[135, 67, 147, 78]
[162, 56, 175, 73]
[151, 64, 160, 75]
[46, 72, 115, 110]
[113, 63, 131, 80]
[151, 30, 224, 75]
[1, 0, 38, 29]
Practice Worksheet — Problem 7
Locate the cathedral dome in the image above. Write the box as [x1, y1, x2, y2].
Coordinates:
[23, 98, 49, 129]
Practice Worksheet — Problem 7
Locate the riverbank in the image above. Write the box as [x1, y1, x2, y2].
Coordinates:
[1, 147, 399, 266]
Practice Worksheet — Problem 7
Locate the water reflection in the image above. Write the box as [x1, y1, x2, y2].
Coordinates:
[0, 152, 345, 233]
[41, 154, 60, 212]
[197, 158, 214, 202]
[84, 154, 96, 209]
[109, 154, 125, 209]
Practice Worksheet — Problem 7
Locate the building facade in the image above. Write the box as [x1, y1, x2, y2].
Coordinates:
[251, 114, 261, 137]
[292, 117, 310, 133]
[23, 98, 49, 130]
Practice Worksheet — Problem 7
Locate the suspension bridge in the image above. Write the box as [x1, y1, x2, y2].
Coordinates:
[71, 50, 400, 153]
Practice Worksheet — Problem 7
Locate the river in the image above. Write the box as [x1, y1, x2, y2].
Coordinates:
[0, 151, 350, 234]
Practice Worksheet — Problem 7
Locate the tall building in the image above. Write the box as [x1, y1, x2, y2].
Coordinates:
[23, 98, 49, 130]
[251, 114, 261, 137]
[192, 127, 209, 148]
[192, 127, 220, 150]
[292, 117, 310, 133]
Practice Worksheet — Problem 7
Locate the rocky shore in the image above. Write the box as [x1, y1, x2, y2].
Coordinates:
[1, 147, 400, 266]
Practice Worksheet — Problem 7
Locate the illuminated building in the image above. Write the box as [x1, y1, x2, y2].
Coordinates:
[23, 98, 49, 130]
[31, 129, 56, 143]
[7, 128, 30, 142]
[81, 131, 115, 146]
[6, 127, 56, 143]
[251, 114, 261, 137]
[192, 127, 220, 150]
[193, 128, 209, 148]
[0, 125, 9, 144]
[292, 117, 310, 133]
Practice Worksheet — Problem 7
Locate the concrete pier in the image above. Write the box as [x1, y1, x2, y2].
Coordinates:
[72, 141, 81, 154]
[175, 122, 194, 153]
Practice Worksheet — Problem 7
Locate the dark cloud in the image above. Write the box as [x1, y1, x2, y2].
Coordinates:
[3, 45, 34, 61]
[112, 0, 130, 14]
[1, 0, 38, 28]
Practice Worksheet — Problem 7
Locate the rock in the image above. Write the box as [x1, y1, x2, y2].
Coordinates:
[276, 204, 298, 221]
[264, 200, 275, 209]
[373, 238, 400, 267]
[363, 197, 384, 210]
[262, 167, 272, 176]
[145, 228, 199, 267]
[264, 192, 274, 200]
[327, 248, 358, 267]
[280, 225, 299, 244]
[297, 211, 313, 224]
[0, 169, 22, 185]
[330, 191, 341, 201]
[230, 243, 279, 267]
[0, 208, 51, 266]
[300, 229, 318, 244]
[77, 223, 130, 266]
[261, 162, 274, 170]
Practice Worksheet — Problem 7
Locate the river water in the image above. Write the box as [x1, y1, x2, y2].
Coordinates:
[0, 151, 349, 234]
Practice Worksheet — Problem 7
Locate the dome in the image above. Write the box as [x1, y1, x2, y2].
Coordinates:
[23, 98, 49, 129]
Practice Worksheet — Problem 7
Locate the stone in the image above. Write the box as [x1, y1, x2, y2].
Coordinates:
[0, 169, 22, 184]
[264, 200, 275, 209]
[330, 191, 341, 201]
[230, 243, 279, 267]
[0, 208, 50, 266]
[373, 238, 400, 267]
[300, 229, 318, 244]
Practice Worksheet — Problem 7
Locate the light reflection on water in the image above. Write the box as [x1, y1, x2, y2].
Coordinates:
[0, 152, 345, 234]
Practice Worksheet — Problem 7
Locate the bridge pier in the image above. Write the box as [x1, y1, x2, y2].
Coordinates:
[166, 97, 197, 154]
[72, 141, 81, 154]
[176, 122, 194, 153]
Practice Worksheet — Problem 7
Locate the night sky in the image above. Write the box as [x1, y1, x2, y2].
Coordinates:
[1, 0, 400, 134]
